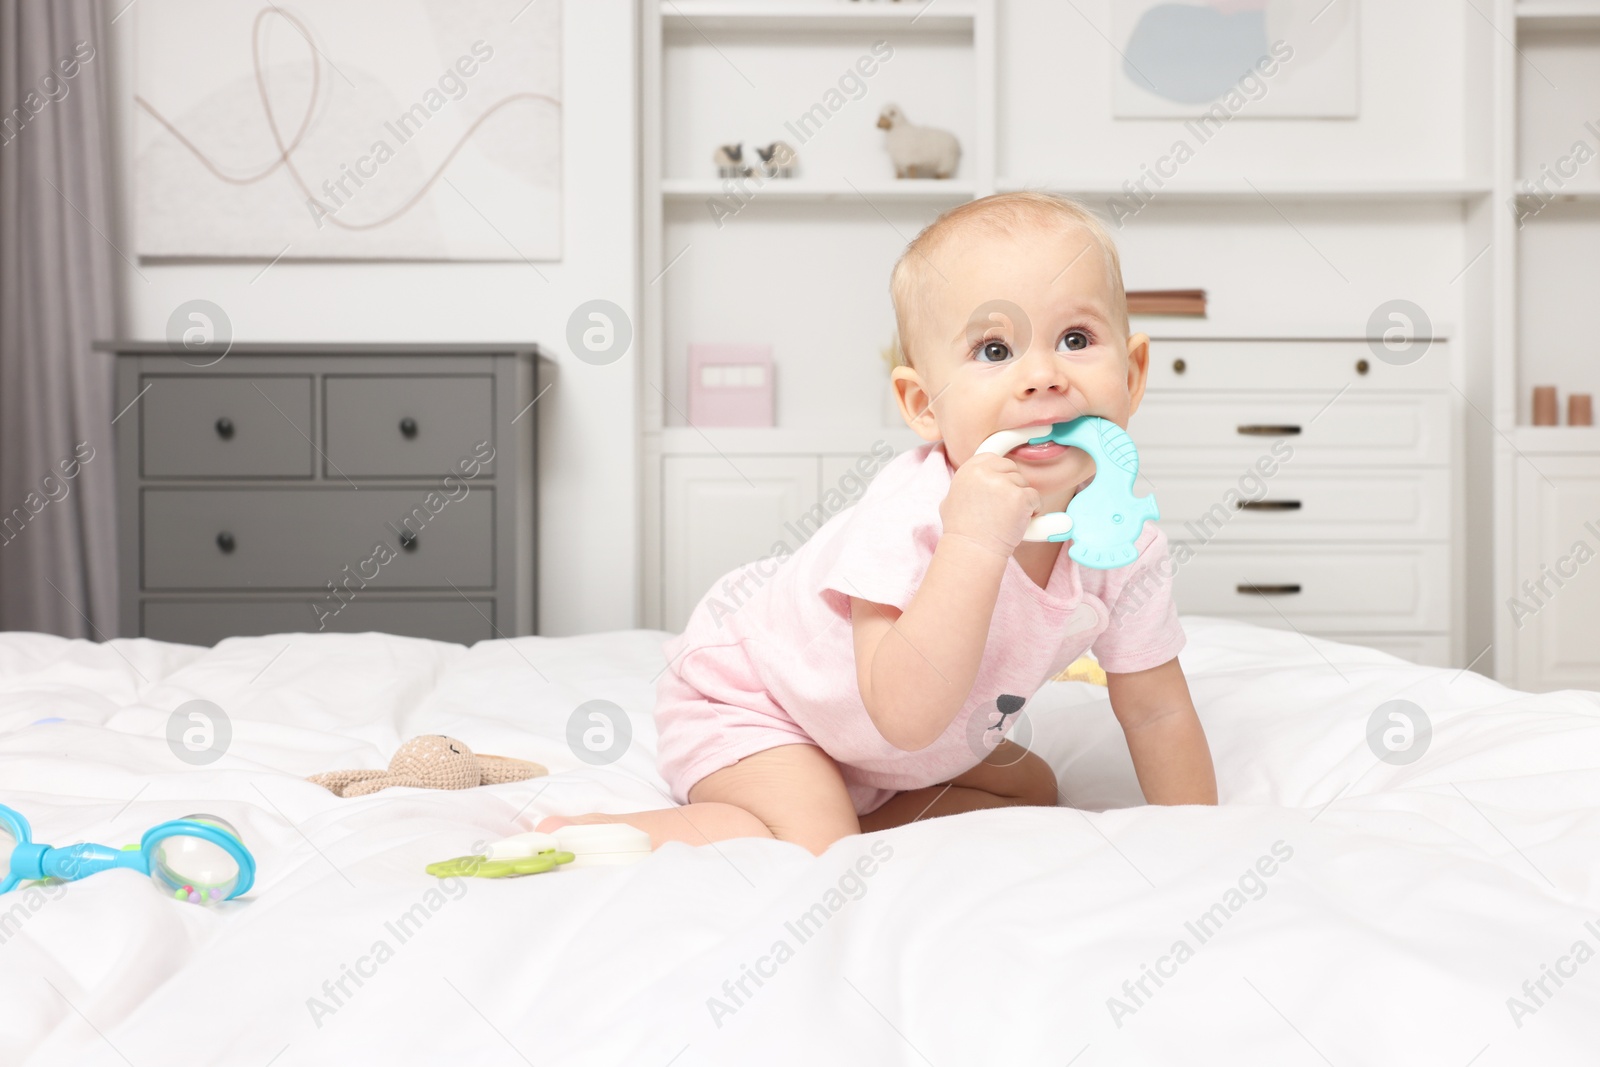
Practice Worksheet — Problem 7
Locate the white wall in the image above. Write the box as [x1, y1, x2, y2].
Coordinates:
[102, 0, 640, 637]
[1000, 1, 1468, 184]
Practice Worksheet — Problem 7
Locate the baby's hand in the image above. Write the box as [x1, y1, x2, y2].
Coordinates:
[940, 453, 1040, 559]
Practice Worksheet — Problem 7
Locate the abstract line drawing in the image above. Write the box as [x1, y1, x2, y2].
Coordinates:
[135, 0, 563, 260]
[1110, 0, 1358, 119]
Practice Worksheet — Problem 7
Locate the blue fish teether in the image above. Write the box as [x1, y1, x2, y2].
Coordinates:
[973, 416, 1159, 569]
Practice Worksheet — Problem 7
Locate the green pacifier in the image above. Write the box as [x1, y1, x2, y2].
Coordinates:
[425, 851, 575, 879]
[425, 830, 575, 879]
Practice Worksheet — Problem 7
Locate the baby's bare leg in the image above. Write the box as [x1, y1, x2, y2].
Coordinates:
[858, 740, 1059, 833]
[537, 743, 860, 857]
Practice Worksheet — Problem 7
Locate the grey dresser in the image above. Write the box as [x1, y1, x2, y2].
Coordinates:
[102, 342, 544, 646]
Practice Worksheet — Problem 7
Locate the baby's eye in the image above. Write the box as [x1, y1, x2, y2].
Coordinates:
[977, 339, 1012, 364]
[1058, 330, 1091, 352]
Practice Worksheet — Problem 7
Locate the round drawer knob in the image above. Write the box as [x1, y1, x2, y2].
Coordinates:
[1172, 358, 1187, 375]
[1356, 359, 1370, 375]
[399, 530, 418, 551]
[399, 417, 418, 439]
[215, 417, 235, 439]
[216, 532, 236, 554]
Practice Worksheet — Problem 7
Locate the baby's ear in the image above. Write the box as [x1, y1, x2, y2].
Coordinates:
[1124, 332, 1151, 415]
[892, 365, 941, 442]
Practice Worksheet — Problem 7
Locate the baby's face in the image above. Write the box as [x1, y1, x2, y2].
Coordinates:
[893, 223, 1150, 507]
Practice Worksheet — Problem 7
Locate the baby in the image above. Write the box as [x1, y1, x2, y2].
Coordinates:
[542, 192, 1216, 855]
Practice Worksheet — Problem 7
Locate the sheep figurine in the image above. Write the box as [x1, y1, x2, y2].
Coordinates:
[876, 105, 961, 180]
[712, 143, 753, 178]
[754, 141, 798, 178]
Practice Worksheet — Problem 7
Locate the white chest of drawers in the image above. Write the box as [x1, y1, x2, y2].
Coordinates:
[105, 343, 545, 645]
[1138, 337, 1459, 666]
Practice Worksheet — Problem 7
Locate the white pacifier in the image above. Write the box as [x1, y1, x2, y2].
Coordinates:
[551, 823, 653, 867]
[491, 824, 653, 868]
[484, 831, 562, 860]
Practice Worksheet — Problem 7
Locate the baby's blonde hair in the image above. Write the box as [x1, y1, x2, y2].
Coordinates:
[887, 192, 1129, 371]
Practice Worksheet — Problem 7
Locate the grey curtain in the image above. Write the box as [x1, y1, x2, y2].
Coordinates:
[0, 0, 119, 638]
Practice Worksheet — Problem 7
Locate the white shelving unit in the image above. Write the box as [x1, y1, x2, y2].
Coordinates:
[660, 177, 976, 201]
[641, 0, 997, 629]
[637, 0, 1514, 667]
[1492, 2, 1600, 689]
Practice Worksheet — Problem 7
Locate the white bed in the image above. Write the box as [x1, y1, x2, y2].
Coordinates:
[1, 617, 1597, 1065]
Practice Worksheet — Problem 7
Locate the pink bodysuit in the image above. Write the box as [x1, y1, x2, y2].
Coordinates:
[653, 441, 1187, 816]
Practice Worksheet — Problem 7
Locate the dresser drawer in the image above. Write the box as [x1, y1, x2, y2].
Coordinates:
[1145, 340, 1450, 391]
[141, 376, 313, 478]
[1136, 393, 1450, 466]
[142, 598, 495, 645]
[1168, 544, 1449, 631]
[324, 376, 495, 478]
[1155, 469, 1449, 542]
[141, 488, 494, 590]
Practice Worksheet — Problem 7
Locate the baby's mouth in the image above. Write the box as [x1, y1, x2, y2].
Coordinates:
[1007, 439, 1068, 463]
[976, 420, 1096, 464]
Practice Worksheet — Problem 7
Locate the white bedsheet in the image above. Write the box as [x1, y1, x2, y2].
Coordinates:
[1, 617, 1597, 1065]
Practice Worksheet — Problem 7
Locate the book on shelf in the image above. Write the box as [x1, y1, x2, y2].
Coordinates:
[1127, 289, 1207, 317]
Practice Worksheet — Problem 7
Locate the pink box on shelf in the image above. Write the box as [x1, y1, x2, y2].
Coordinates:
[688, 343, 774, 427]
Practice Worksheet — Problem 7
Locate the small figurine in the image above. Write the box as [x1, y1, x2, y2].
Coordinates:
[712, 142, 753, 178]
[753, 140, 798, 178]
[876, 104, 961, 180]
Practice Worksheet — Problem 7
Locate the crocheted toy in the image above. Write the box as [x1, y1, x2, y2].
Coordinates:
[307, 735, 547, 798]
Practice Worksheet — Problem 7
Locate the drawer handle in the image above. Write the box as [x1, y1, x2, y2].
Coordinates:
[216, 531, 236, 554]
[1237, 500, 1302, 512]
[1238, 583, 1300, 595]
[399, 417, 419, 439]
[215, 417, 234, 440]
[1356, 359, 1370, 376]
[1236, 424, 1302, 436]
[1172, 358, 1186, 375]
[398, 530, 419, 551]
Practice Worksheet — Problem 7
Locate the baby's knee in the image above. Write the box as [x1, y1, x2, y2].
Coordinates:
[703, 797, 856, 855]
[1013, 751, 1061, 807]
[774, 820, 858, 857]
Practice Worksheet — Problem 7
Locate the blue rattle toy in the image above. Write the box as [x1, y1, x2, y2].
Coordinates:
[975, 415, 1159, 569]
[0, 803, 256, 905]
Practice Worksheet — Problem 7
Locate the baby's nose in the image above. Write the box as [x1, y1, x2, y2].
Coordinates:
[1018, 345, 1070, 391]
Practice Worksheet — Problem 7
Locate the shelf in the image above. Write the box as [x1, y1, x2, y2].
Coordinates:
[1512, 186, 1600, 201]
[1510, 426, 1600, 454]
[654, 425, 925, 456]
[662, 177, 1499, 209]
[1516, 2, 1600, 31]
[662, 177, 976, 203]
[996, 177, 1493, 204]
[1129, 318, 1454, 341]
[661, 0, 976, 34]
